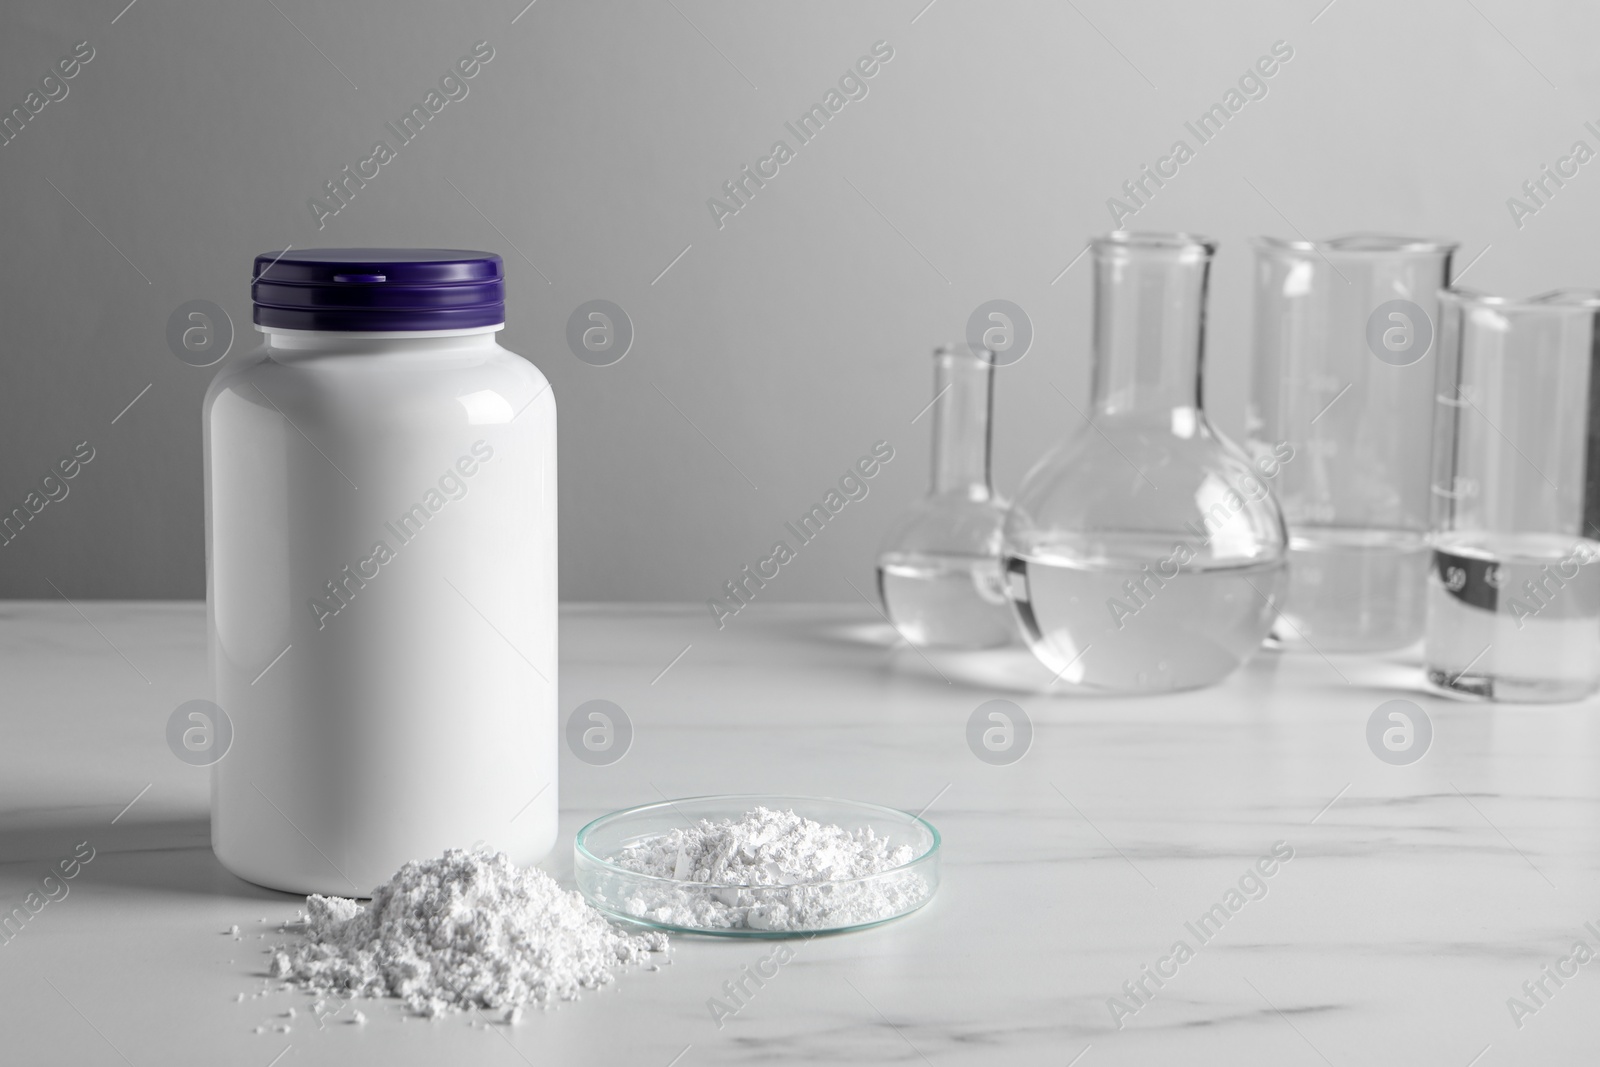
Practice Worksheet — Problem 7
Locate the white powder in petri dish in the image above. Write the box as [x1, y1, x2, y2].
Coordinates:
[608, 806, 925, 932]
[266, 849, 667, 1017]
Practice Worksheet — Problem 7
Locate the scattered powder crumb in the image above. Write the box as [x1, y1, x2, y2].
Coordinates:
[267, 848, 667, 1016]
[505, 1006, 522, 1025]
[350, 1010, 367, 1026]
[606, 806, 926, 932]
[274, 1024, 290, 1034]
[252, 1026, 264, 1035]
[233, 993, 245, 1003]
[226, 924, 239, 936]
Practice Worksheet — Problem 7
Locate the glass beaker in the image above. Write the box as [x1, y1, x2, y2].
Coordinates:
[876, 343, 1012, 648]
[1248, 235, 1456, 653]
[1426, 288, 1600, 702]
[1004, 232, 1288, 693]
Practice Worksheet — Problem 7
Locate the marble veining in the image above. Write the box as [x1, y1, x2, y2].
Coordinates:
[3, 601, 1599, 1065]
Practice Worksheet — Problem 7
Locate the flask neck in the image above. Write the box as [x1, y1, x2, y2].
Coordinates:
[1089, 236, 1213, 420]
[929, 346, 995, 498]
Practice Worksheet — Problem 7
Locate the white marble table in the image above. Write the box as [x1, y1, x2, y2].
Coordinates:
[2, 600, 1598, 1065]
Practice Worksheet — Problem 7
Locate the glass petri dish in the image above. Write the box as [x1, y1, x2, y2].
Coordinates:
[573, 794, 941, 938]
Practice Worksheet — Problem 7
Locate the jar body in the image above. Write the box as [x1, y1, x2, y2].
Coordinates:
[205, 326, 557, 894]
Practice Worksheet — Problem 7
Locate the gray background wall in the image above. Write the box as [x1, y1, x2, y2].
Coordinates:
[1, 0, 1596, 602]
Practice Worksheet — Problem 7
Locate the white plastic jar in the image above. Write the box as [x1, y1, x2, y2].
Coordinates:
[205, 248, 556, 895]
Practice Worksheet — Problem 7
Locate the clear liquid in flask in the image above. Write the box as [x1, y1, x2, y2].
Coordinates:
[878, 551, 1013, 649]
[1006, 539, 1286, 693]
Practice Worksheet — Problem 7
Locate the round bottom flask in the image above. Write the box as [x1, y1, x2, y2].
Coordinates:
[1004, 234, 1289, 693]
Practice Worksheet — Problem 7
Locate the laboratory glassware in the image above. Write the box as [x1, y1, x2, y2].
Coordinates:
[1427, 287, 1600, 703]
[877, 343, 1013, 648]
[575, 794, 940, 936]
[1004, 232, 1288, 693]
[1248, 235, 1456, 652]
[208, 249, 557, 894]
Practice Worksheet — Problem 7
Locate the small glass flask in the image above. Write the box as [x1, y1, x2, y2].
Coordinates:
[876, 343, 1013, 648]
[1004, 233, 1289, 693]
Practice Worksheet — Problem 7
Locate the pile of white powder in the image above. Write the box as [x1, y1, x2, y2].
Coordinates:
[267, 849, 667, 1017]
[606, 806, 926, 932]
